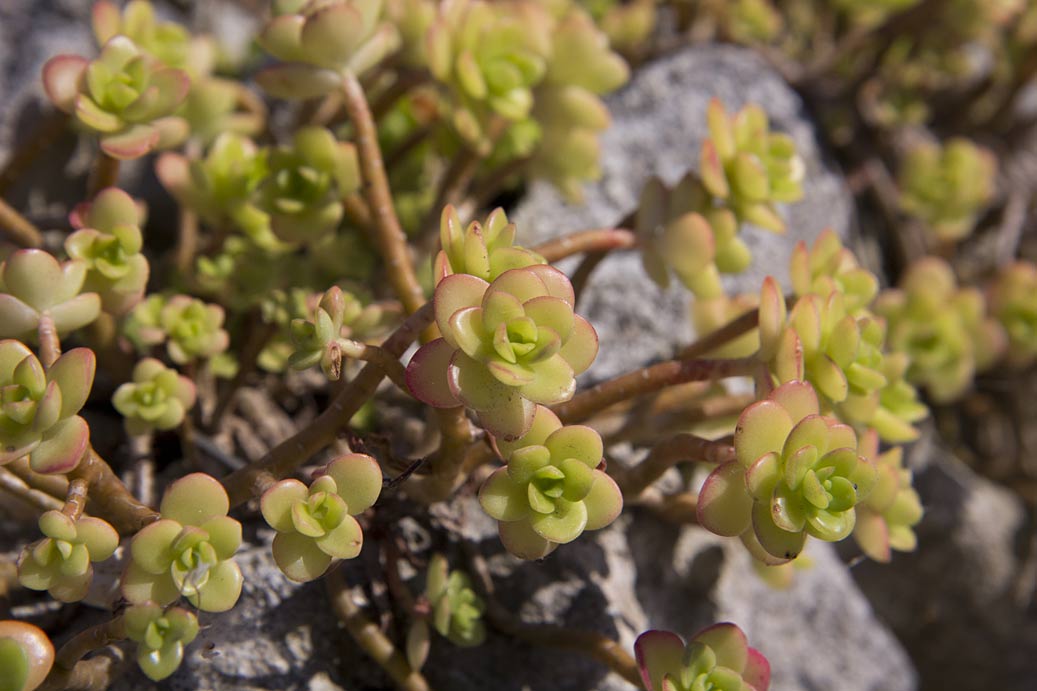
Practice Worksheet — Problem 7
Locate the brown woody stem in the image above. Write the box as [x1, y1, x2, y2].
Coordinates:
[341, 71, 425, 316]
[38, 655, 123, 691]
[677, 308, 760, 360]
[554, 357, 758, 424]
[221, 301, 435, 507]
[37, 313, 61, 369]
[338, 339, 410, 393]
[87, 153, 120, 198]
[533, 228, 637, 263]
[0, 467, 63, 513]
[326, 569, 430, 691]
[0, 196, 43, 248]
[68, 449, 159, 535]
[61, 478, 89, 520]
[613, 434, 736, 498]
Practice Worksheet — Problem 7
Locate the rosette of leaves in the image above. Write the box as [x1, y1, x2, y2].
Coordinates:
[636, 174, 748, 297]
[478, 406, 622, 559]
[123, 603, 200, 681]
[527, 5, 628, 200]
[407, 265, 598, 439]
[65, 187, 149, 315]
[870, 352, 929, 443]
[720, 0, 783, 44]
[0, 620, 54, 691]
[258, 127, 361, 243]
[0, 250, 101, 341]
[700, 98, 804, 233]
[0, 342, 95, 474]
[434, 205, 545, 284]
[875, 257, 1005, 403]
[157, 133, 273, 246]
[128, 294, 230, 365]
[898, 137, 997, 242]
[789, 230, 879, 315]
[256, 0, 401, 99]
[426, 0, 550, 149]
[698, 381, 876, 563]
[112, 358, 197, 435]
[17, 510, 118, 603]
[989, 261, 1037, 366]
[261, 453, 382, 582]
[92, 0, 214, 77]
[195, 238, 294, 311]
[123, 473, 243, 612]
[635, 623, 771, 691]
[423, 553, 486, 647]
[42, 36, 190, 160]
[288, 286, 395, 379]
[852, 430, 923, 563]
[759, 278, 889, 417]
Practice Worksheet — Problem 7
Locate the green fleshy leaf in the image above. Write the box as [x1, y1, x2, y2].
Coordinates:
[325, 453, 383, 514]
[272, 531, 334, 582]
[160, 473, 229, 526]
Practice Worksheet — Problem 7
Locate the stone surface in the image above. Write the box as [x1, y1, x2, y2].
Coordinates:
[515, 44, 856, 382]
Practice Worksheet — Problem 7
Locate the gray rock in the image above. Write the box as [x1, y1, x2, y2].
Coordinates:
[844, 430, 1037, 691]
[514, 44, 855, 382]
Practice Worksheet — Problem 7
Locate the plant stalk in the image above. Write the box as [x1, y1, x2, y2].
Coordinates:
[0, 196, 43, 248]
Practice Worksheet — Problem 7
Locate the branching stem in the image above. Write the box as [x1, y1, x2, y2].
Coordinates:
[61, 477, 90, 520]
[68, 449, 159, 535]
[613, 434, 736, 498]
[533, 228, 637, 263]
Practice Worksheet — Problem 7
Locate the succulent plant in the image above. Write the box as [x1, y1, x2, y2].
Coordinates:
[721, 0, 783, 44]
[898, 137, 997, 242]
[407, 265, 598, 439]
[42, 36, 190, 160]
[698, 381, 876, 563]
[257, 0, 401, 99]
[112, 358, 197, 435]
[875, 257, 1005, 403]
[157, 133, 273, 246]
[123, 602, 200, 681]
[126, 294, 230, 365]
[635, 623, 771, 691]
[261, 453, 382, 582]
[0, 620, 54, 691]
[426, 0, 550, 148]
[91, 0, 213, 77]
[852, 430, 923, 563]
[479, 406, 622, 559]
[258, 126, 360, 243]
[789, 230, 879, 315]
[0, 250, 101, 341]
[0, 342, 95, 474]
[123, 473, 243, 612]
[424, 553, 486, 647]
[17, 510, 119, 602]
[700, 98, 804, 233]
[65, 187, 149, 315]
[434, 205, 545, 284]
[989, 261, 1037, 366]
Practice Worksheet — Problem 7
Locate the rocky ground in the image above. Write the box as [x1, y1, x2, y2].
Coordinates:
[1, 4, 1036, 691]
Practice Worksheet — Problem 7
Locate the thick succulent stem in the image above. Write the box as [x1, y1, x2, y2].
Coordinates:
[613, 434, 736, 498]
[37, 313, 61, 369]
[533, 228, 637, 263]
[554, 357, 758, 424]
[61, 478, 89, 520]
[678, 308, 761, 360]
[0, 196, 43, 248]
[326, 569, 431, 691]
[221, 301, 435, 507]
[54, 617, 126, 671]
[37, 654, 123, 691]
[68, 449, 159, 535]
[337, 339, 410, 393]
[463, 544, 642, 687]
[340, 71, 425, 316]
[0, 467, 63, 513]
[87, 153, 120, 198]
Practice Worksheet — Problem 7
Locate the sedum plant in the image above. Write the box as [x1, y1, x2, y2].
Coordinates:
[424, 553, 486, 647]
[898, 137, 997, 242]
[698, 381, 876, 563]
[0, 251, 101, 342]
[123, 603, 200, 682]
[261, 453, 382, 582]
[112, 358, 197, 435]
[0, 621, 54, 691]
[65, 187, 149, 315]
[852, 431, 923, 562]
[407, 265, 598, 439]
[124, 294, 230, 365]
[123, 473, 243, 612]
[434, 205, 545, 284]
[0, 342, 95, 474]
[17, 510, 119, 603]
[635, 623, 771, 691]
[42, 36, 190, 159]
[988, 261, 1037, 366]
[479, 406, 622, 559]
